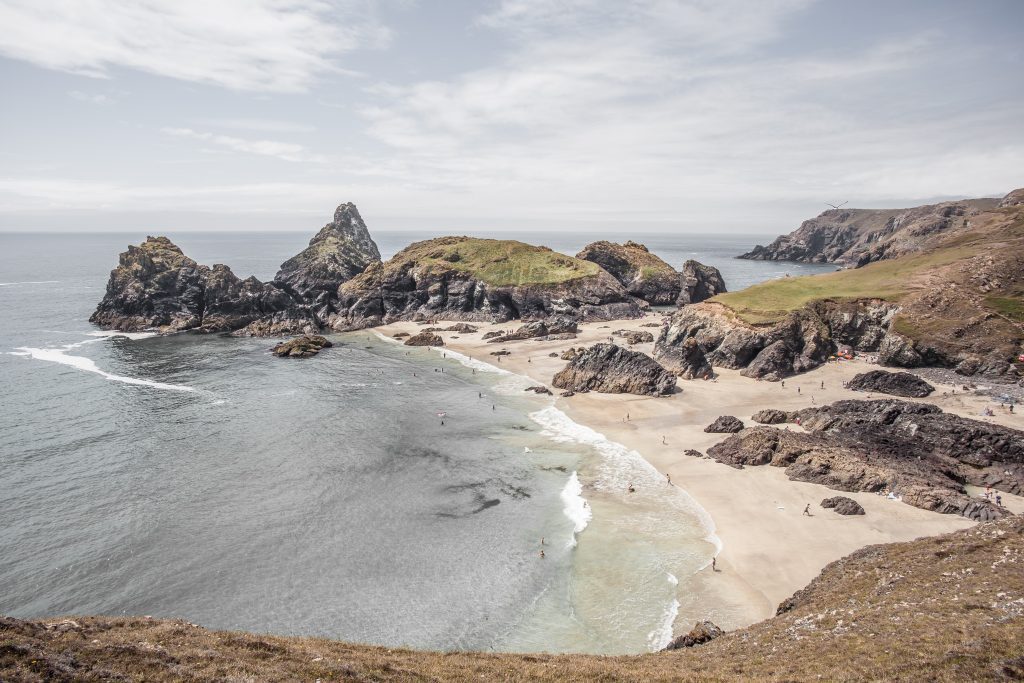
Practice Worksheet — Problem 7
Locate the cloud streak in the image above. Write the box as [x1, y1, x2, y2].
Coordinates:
[160, 127, 327, 163]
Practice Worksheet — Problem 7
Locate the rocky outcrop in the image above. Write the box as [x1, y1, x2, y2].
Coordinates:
[444, 323, 479, 333]
[821, 496, 865, 515]
[704, 415, 744, 433]
[576, 240, 680, 305]
[847, 370, 934, 397]
[332, 237, 644, 330]
[677, 260, 727, 305]
[486, 317, 578, 343]
[552, 343, 676, 396]
[664, 621, 724, 650]
[273, 203, 381, 315]
[751, 408, 792, 424]
[271, 335, 332, 358]
[705, 399, 1022, 520]
[998, 187, 1024, 207]
[90, 236, 317, 336]
[625, 330, 654, 345]
[739, 196, 1001, 267]
[666, 337, 713, 380]
[404, 331, 444, 347]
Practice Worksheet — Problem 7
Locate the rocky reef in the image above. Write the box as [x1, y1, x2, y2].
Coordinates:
[706, 399, 1023, 520]
[739, 195, 1002, 267]
[272, 203, 381, 315]
[404, 331, 444, 347]
[820, 496, 865, 515]
[575, 240, 680, 305]
[847, 369, 934, 397]
[677, 259, 727, 305]
[89, 236, 316, 336]
[551, 343, 676, 396]
[664, 621, 724, 650]
[271, 335, 332, 358]
[704, 415, 744, 433]
[331, 237, 643, 330]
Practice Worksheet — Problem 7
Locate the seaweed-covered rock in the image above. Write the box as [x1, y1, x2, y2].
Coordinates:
[271, 335, 333, 358]
[821, 496, 865, 515]
[551, 343, 676, 396]
[677, 260, 727, 305]
[576, 240, 680, 305]
[404, 331, 444, 347]
[848, 370, 934, 397]
[704, 415, 744, 433]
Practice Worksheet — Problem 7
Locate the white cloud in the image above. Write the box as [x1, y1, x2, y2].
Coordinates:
[160, 127, 327, 163]
[193, 118, 316, 133]
[0, 0, 390, 92]
[68, 90, 112, 104]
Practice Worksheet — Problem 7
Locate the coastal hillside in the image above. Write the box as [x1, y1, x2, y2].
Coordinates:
[739, 194, 1002, 267]
[4, 514, 1021, 681]
[656, 196, 1024, 380]
[329, 236, 643, 330]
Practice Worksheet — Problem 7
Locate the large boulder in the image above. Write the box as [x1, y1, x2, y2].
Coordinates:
[821, 496, 865, 515]
[677, 260, 727, 305]
[704, 415, 744, 433]
[664, 621, 724, 650]
[332, 237, 643, 330]
[273, 202, 381, 314]
[847, 370, 934, 398]
[486, 316, 578, 343]
[404, 331, 444, 347]
[751, 408, 792, 424]
[90, 236, 316, 336]
[576, 240, 680, 305]
[552, 343, 676, 396]
[271, 335, 333, 358]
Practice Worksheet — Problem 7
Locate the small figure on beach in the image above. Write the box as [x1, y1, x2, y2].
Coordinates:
[662, 435, 667, 445]
[492, 405, 495, 411]
[797, 386, 801, 394]
[803, 504, 811, 516]
[541, 537, 545, 546]
[781, 381, 785, 388]
[821, 381, 824, 389]
[627, 412, 630, 421]
[627, 483, 636, 493]
[666, 473, 671, 485]
[712, 557, 716, 571]
[540, 549, 545, 559]
[996, 494, 1003, 506]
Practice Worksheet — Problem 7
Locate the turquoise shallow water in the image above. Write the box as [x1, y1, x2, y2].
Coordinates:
[0, 231, 834, 653]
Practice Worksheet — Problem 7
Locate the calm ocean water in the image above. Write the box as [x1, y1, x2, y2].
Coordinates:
[0, 231, 834, 653]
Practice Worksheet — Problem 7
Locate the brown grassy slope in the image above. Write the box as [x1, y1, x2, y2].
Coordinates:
[3, 515, 1023, 682]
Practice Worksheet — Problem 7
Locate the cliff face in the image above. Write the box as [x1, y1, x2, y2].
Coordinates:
[575, 240, 680, 305]
[330, 237, 644, 330]
[551, 342, 677, 396]
[677, 259, 727, 305]
[740, 195, 1003, 267]
[706, 399, 1022, 520]
[89, 236, 316, 336]
[273, 203, 381, 315]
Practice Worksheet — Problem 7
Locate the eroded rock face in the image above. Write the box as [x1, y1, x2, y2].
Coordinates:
[821, 496, 865, 515]
[576, 240, 680, 305]
[705, 399, 1022, 520]
[486, 317, 578, 343]
[625, 330, 654, 345]
[332, 237, 644, 330]
[677, 260, 727, 305]
[271, 335, 333, 358]
[704, 415, 744, 433]
[273, 203, 381, 314]
[404, 331, 444, 347]
[751, 408, 792, 424]
[90, 236, 316, 336]
[664, 621, 724, 650]
[552, 343, 676, 396]
[848, 370, 934, 397]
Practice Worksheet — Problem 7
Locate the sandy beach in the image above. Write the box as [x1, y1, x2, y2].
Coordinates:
[377, 314, 1024, 634]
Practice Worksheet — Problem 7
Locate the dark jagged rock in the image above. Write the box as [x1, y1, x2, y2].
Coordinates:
[641, 321, 663, 327]
[90, 236, 317, 336]
[684, 449, 704, 458]
[525, 386, 552, 395]
[273, 202, 381, 314]
[664, 621, 724, 650]
[677, 260, 727, 305]
[847, 370, 934, 397]
[271, 335, 333, 358]
[751, 408, 792, 424]
[706, 399, 1022, 520]
[482, 331, 503, 340]
[667, 337, 713, 380]
[486, 317, 578, 343]
[551, 343, 676, 396]
[625, 330, 654, 345]
[404, 331, 444, 347]
[393, 332, 410, 338]
[738, 196, 1000, 267]
[821, 496, 865, 515]
[576, 240, 680, 305]
[560, 347, 580, 360]
[704, 415, 744, 433]
[332, 237, 643, 330]
[444, 323, 479, 333]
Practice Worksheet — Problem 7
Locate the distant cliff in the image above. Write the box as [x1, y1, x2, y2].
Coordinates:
[740, 195, 1002, 267]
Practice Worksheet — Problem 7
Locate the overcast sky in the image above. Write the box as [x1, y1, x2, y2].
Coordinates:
[0, 0, 1021, 233]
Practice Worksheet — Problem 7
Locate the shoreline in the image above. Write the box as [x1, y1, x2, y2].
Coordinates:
[375, 315, 1024, 639]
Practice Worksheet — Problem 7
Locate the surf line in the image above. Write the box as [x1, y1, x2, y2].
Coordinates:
[11, 344, 197, 393]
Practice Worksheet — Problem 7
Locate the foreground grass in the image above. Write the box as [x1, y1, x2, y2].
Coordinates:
[3, 515, 1023, 682]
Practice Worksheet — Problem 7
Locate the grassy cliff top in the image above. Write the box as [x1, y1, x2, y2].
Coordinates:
[715, 204, 1024, 325]
[390, 236, 603, 286]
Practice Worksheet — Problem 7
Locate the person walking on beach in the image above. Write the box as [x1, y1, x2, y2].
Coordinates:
[666, 473, 671, 485]
[781, 381, 785, 388]
[540, 549, 545, 559]
[803, 504, 811, 516]
[797, 386, 801, 394]
[821, 381, 824, 389]
[712, 557, 716, 571]
[662, 435, 667, 445]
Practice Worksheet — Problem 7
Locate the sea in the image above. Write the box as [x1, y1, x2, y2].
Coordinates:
[0, 230, 834, 654]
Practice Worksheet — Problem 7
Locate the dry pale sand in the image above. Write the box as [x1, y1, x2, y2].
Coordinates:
[376, 315, 1024, 631]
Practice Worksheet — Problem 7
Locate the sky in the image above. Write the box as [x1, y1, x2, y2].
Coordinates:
[0, 0, 1021, 233]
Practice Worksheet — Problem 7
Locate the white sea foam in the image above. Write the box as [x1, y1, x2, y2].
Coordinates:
[85, 331, 159, 340]
[372, 331, 404, 345]
[666, 572, 678, 586]
[560, 471, 592, 548]
[429, 346, 512, 376]
[12, 346, 196, 393]
[646, 598, 680, 651]
[0, 280, 60, 286]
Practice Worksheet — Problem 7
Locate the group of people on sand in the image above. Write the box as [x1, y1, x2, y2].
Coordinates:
[982, 486, 1004, 507]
